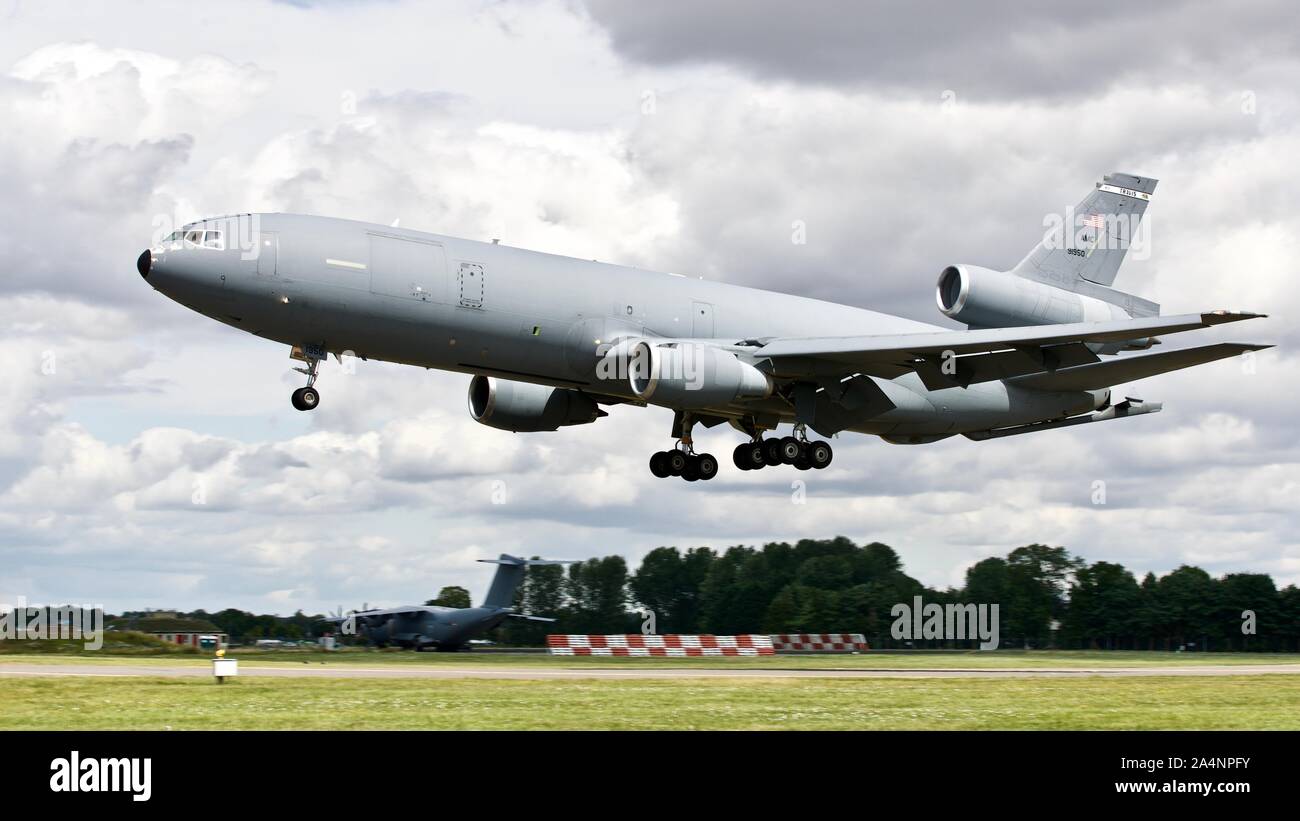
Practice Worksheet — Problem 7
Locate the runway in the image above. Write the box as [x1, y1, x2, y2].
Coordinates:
[3, 661, 1300, 681]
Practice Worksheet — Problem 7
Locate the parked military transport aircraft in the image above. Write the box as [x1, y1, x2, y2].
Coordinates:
[325, 554, 566, 650]
[140, 172, 1268, 480]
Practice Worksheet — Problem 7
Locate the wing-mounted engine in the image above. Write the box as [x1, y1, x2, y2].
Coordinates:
[623, 340, 772, 410]
[468, 375, 605, 432]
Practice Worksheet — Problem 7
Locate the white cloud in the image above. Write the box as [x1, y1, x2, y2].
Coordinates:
[0, 1, 1295, 613]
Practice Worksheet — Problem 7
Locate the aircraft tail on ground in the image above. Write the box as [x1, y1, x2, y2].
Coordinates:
[478, 554, 571, 609]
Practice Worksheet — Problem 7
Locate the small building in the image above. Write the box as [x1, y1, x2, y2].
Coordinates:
[109, 612, 228, 649]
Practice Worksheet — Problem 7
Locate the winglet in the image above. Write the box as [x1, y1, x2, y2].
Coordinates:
[1201, 310, 1267, 324]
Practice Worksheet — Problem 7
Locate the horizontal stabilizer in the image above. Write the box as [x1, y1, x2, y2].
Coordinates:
[477, 554, 574, 567]
[1011, 343, 1271, 392]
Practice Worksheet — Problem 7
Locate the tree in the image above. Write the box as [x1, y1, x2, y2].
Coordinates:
[1155, 565, 1217, 650]
[565, 556, 631, 633]
[1061, 561, 1141, 649]
[1214, 573, 1278, 651]
[425, 586, 471, 608]
[629, 546, 716, 633]
[1003, 544, 1081, 647]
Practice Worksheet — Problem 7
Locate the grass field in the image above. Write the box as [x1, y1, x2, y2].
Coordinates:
[3, 650, 1299, 729]
[4, 648, 1298, 669]
[2, 672, 1298, 730]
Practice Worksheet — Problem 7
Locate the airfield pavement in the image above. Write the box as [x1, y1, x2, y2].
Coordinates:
[5, 660, 1300, 680]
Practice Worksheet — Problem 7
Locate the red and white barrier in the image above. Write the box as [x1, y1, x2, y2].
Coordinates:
[770, 633, 869, 652]
[547, 634, 774, 656]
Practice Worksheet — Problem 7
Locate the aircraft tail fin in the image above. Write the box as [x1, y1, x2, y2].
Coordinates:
[478, 554, 571, 609]
[1012, 171, 1157, 292]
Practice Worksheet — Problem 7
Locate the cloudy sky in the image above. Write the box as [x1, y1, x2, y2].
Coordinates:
[1, 0, 1296, 614]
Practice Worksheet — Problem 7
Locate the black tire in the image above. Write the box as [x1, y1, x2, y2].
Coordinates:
[762, 438, 783, 466]
[667, 450, 688, 475]
[732, 444, 751, 470]
[650, 451, 671, 477]
[292, 386, 320, 411]
[682, 455, 701, 481]
[696, 453, 719, 480]
[794, 456, 812, 470]
[745, 442, 766, 470]
[809, 440, 833, 469]
[779, 436, 801, 464]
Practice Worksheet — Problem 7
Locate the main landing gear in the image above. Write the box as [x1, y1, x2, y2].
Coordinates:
[648, 413, 719, 481]
[649, 444, 719, 481]
[290, 346, 323, 411]
[732, 426, 833, 472]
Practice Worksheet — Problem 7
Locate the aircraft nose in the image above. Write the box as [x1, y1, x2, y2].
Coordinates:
[136, 249, 151, 279]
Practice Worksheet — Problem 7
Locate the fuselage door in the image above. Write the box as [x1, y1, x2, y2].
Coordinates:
[369, 235, 445, 301]
[459, 262, 485, 308]
[256, 232, 278, 277]
[692, 301, 714, 337]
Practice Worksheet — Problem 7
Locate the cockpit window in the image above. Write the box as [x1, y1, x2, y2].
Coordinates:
[203, 230, 224, 249]
[185, 230, 203, 245]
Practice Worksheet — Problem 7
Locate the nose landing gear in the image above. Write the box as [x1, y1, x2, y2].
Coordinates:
[290, 346, 324, 411]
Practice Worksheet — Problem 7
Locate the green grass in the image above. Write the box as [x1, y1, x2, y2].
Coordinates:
[2, 673, 1297, 730]
[0, 633, 200, 656]
[2, 648, 1297, 669]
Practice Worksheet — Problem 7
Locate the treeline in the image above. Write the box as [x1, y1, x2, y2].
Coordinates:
[498, 538, 1300, 652]
[141, 538, 1300, 651]
[113, 609, 326, 643]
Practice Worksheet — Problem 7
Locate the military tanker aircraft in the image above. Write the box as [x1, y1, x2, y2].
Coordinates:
[138, 172, 1269, 480]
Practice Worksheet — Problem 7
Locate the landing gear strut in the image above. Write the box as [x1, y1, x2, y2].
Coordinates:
[648, 414, 719, 481]
[290, 346, 324, 411]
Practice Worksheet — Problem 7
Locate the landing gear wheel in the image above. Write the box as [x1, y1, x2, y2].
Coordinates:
[779, 436, 802, 464]
[744, 442, 766, 470]
[291, 386, 320, 411]
[649, 451, 671, 478]
[762, 438, 784, 466]
[696, 453, 719, 480]
[666, 450, 688, 476]
[808, 440, 833, 469]
[682, 455, 701, 482]
[732, 444, 752, 471]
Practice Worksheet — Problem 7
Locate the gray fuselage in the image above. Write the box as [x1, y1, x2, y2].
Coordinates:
[142, 213, 1100, 439]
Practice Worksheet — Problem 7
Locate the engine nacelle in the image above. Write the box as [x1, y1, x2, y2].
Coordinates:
[936, 264, 1130, 328]
[468, 376, 603, 432]
[628, 341, 772, 409]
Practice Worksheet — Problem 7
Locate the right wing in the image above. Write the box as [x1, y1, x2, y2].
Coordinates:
[755, 311, 1266, 382]
[1010, 342, 1273, 392]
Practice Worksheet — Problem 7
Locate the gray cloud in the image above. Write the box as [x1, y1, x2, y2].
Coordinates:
[583, 0, 1300, 99]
